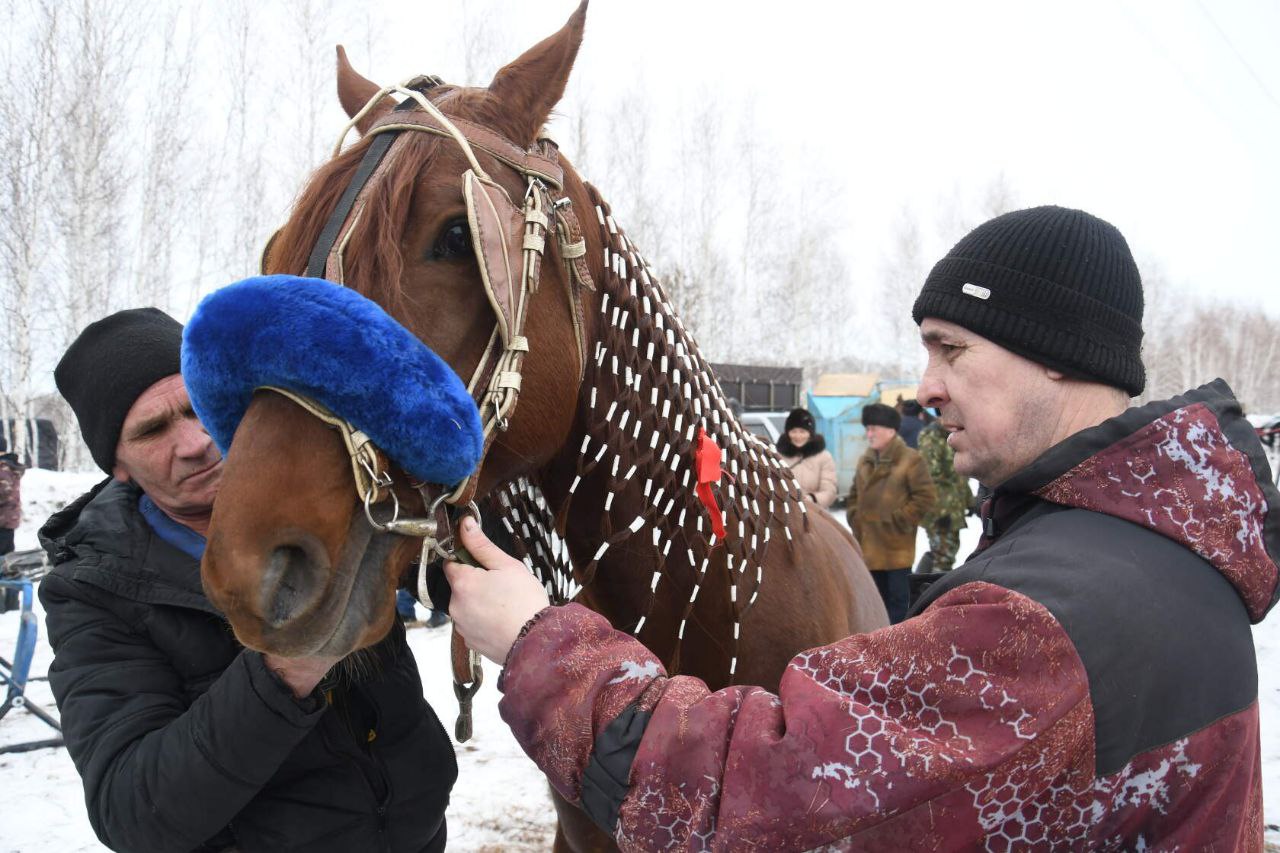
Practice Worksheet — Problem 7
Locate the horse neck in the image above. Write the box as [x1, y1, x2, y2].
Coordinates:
[512, 183, 813, 644]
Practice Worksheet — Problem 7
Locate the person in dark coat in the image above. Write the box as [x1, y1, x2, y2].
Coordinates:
[896, 399, 926, 448]
[438, 207, 1275, 850]
[39, 308, 456, 853]
[0, 450, 24, 556]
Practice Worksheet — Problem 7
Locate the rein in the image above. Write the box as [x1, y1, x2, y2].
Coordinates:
[263, 75, 596, 740]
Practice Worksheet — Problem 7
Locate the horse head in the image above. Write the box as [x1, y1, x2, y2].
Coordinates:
[198, 3, 597, 658]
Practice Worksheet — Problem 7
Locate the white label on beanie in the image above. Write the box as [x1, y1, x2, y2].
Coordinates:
[962, 282, 991, 300]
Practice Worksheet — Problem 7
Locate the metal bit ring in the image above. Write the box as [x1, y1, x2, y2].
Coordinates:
[362, 477, 402, 532]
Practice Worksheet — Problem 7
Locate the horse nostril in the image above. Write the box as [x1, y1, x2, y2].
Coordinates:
[262, 538, 327, 628]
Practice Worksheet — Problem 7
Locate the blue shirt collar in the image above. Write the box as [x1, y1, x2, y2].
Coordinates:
[138, 494, 207, 561]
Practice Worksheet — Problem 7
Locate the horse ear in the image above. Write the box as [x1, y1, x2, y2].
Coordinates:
[486, 1, 588, 146]
[336, 45, 394, 135]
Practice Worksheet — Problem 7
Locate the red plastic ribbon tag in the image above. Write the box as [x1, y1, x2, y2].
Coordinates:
[694, 427, 728, 543]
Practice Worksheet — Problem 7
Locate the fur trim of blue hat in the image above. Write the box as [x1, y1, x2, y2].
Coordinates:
[182, 275, 484, 487]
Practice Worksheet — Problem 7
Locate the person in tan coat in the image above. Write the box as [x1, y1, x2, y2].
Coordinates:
[846, 402, 936, 622]
[776, 407, 838, 508]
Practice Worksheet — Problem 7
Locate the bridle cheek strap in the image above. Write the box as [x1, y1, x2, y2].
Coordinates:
[447, 168, 597, 505]
[437, 171, 540, 505]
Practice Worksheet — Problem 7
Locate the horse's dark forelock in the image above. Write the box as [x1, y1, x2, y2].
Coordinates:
[270, 84, 554, 313]
[271, 127, 446, 311]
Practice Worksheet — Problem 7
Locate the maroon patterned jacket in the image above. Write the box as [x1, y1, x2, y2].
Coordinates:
[498, 381, 1277, 851]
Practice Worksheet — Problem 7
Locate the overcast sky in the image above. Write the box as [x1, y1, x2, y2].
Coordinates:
[364, 0, 1280, 314]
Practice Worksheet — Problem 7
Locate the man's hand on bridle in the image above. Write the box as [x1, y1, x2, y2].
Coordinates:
[445, 516, 551, 665]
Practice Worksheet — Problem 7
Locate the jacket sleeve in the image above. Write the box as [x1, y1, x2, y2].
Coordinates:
[813, 452, 838, 509]
[0, 465, 16, 512]
[40, 570, 328, 853]
[499, 586, 1093, 851]
[844, 469, 859, 529]
[895, 453, 937, 527]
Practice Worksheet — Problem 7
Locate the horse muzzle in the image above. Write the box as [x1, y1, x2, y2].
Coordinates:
[206, 511, 403, 657]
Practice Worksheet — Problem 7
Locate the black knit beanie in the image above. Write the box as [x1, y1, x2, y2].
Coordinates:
[55, 308, 184, 473]
[862, 403, 901, 431]
[784, 407, 815, 433]
[912, 206, 1145, 396]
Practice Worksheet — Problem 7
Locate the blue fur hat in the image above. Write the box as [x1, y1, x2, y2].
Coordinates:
[182, 275, 484, 487]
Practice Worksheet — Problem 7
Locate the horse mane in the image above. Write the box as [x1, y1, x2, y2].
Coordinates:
[498, 183, 811, 675]
[270, 121, 446, 311]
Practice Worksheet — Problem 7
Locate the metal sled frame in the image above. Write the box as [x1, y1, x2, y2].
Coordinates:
[0, 570, 64, 754]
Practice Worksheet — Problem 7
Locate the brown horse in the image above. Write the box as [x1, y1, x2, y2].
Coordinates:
[200, 3, 887, 849]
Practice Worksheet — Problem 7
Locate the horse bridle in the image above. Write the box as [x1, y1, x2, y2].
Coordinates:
[301, 75, 594, 498]
[259, 74, 596, 738]
[261, 74, 597, 526]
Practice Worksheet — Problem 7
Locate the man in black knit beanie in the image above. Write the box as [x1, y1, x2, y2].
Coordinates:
[440, 204, 1276, 849]
[39, 308, 456, 852]
[909, 205, 1146, 486]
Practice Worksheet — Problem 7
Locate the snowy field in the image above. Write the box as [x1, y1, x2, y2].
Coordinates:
[1, 469, 1277, 851]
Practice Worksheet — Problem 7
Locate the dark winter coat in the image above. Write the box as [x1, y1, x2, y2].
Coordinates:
[494, 380, 1276, 850]
[897, 413, 924, 448]
[38, 478, 457, 853]
[0, 455, 24, 529]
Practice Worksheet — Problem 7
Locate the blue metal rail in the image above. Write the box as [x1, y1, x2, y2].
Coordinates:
[0, 574, 64, 754]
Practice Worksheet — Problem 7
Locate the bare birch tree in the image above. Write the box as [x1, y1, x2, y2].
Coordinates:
[51, 0, 138, 351]
[0, 0, 61, 460]
[655, 97, 730, 360]
[934, 171, 1019, 247]
[1138, 260, 1280, 412]
[603, 87, 672, 270]
[133, 4, 200, 315]
[457, 0, 512, 86]
[218, 0, 269, 280]
[878, 206, 927, 374]
[281, 0, 337, 182]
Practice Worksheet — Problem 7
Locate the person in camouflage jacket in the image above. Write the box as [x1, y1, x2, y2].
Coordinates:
[918, 419, 972, 570]
[0, 451, 24, 556]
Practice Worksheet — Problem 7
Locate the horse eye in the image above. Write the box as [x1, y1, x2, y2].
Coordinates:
[430, 219, 472, 261]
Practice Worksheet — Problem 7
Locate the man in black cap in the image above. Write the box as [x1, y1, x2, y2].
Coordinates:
[428, 205, 1275, 849]
[53, 308, 225, 536]
[845, 402, 935, 623]
[895, 399, 926, 448]
[39, 308, 456, 852]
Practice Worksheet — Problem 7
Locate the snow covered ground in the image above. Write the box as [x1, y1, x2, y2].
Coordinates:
[1, 470, 1277, 850]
